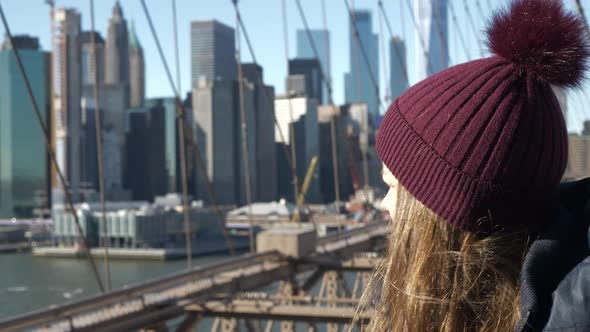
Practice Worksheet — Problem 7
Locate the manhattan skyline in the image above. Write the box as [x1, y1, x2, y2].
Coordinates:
[1, 0, 589, 131]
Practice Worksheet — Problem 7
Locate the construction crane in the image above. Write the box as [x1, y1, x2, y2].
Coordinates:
[292, 156, 318, 223]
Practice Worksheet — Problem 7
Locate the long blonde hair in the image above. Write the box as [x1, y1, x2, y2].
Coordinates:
[356, 184, 532, 331]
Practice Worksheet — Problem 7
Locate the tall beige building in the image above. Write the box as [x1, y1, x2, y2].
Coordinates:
[128, 22, 144, 108]
[53, 8, 82, 203]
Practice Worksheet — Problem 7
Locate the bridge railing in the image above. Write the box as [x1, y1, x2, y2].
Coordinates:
[0, 251, 282, 332]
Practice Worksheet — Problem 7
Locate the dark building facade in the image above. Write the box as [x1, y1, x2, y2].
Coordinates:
[190, 20, 237, 86]
[288, 58, 323, 103]
[80, 104, 98, 197]
[241, 63, 278, 202]
[79, 31, 105, 88]
[125, 98, 193, 201]
[1, 34, 40, 50]
[0, 35, 51, 217]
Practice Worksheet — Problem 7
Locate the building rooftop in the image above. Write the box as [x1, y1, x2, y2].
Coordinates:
[79, 31, 104, 45]
[228, 200, 308, 217]
[128, 21, 141, 49]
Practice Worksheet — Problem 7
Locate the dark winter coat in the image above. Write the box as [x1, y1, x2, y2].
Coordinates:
[515, 178, 590, 332]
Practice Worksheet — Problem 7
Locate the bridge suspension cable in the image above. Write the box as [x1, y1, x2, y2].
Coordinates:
[432, 0, 452, 66]
[280, 0, 302, 214]
[463, 0, 484, 58]
[89, 0, 111, 291]
[293, 0, 363, 214]
[346, 0, 373, 197]
[139, 0, 237, 258]
[403, 0, 435, 76]
[448, 0, 471, 62]
[169, 0, 195, 268]
[474, 0, 487, 22]
[233, 1, 320, 234]
[231, 2, 307, 213]
[486, 0, 494, 12]
[232, 0, 256, 255]
[141, 0, 193, 268]
[377, 1, 390, 103]
[344, 0, 387, 115]
[319, 0, 343, 214]
[575, 0, 590, 36]
[0, 2, 105, 292]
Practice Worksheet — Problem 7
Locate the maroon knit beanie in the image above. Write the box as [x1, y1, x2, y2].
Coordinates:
[376, 0, 590, 232]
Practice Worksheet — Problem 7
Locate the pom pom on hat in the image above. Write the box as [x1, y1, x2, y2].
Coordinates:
[487, 0, 590, 88]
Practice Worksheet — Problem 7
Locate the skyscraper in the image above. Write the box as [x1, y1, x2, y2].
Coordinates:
[414, 0, 449, 81]
[193, 79, 238, 204]
[344, 10, 379, 117]
[54, 8, 82, 204]
[317, 105, 355, 203]
[80, 98, 99, 197]
[105, 1, 129, 90]
[1, 35, 39, 50]
[241, 63, 278, 202]
[0, 36, 50, 217]
[125, 108, 150, 201]
[191, 20, 237, 86]
[129, 21, 145, 108]
[125, 98, 195, 201]
[79, 31, 104, 88]
[389, 37, 408, 101]
[234, 80, 259, 206]
[296, 29, 330, 103]
[288, 58, 323, 103]
[191, 21, 238, 204]
[274, 95, 321, 203]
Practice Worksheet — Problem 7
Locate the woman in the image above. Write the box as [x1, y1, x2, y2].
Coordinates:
[361, 0, 590, 331]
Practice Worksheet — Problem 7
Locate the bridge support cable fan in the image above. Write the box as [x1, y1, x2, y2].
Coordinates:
[0, 2, 105, 292]
[140, 0, 236, 258]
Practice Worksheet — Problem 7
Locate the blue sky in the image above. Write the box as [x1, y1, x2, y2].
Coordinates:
[1, 0, 590, 132]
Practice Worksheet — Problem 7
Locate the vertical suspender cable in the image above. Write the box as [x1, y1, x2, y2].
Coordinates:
[293, 0, 351, 220]
[89, 0, 111, 290]
[170, 0, 193, 268]
[172, 0, 182, 95]
[431, 0, 451, 66]
[348, 0, 371, 200]
[141, 0, 196, 267]
[378, 1, 390, 103]
[280, 0, 301, 216]
[403, 0, 435, 75]
[463, 0, 484, 58]
[448, 0, 471, 61]
[232, 0, 255, 254]
[378, 1, 409, 85]
[172, 0, 193, 270]
[320, 0, 342, 214]
[474, 0, 487, 22]
[233, 7, 305, 216]
[321, 0, 331, 90]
